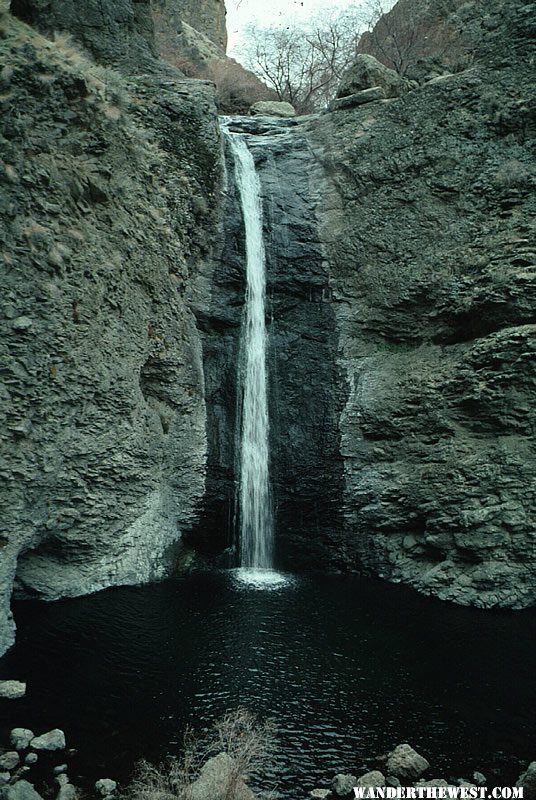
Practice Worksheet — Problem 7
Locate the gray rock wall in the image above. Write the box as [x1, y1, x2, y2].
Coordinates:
[305, 0, 535, 607]
[153, 0, 227, 52]
[0, 8, 221, 654]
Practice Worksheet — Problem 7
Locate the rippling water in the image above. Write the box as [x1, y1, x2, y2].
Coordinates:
[0, 572, 534, 796]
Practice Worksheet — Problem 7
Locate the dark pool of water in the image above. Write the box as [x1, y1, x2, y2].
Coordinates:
[1, 571, 535, 796]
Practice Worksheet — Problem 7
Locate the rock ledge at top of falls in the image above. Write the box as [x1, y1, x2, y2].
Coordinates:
[249, 100, 297, 117]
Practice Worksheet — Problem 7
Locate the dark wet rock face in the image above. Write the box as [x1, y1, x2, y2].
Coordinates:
[251, 125, 345, 568]
[192, 119, 345, 567]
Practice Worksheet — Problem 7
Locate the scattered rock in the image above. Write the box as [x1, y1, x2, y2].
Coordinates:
[94, 779, 117, 797]
[30, 730, 66, 752]
[250, 101, 297, 118]
[55, 776, 69, 787]
[416, 780, 451, 787]
[328, 87, 386, 111]
[186, 753, 256, 800]
[0, 681, 26, 700]
[332, 773, 357, 797]
[516, 762, 536, 800]
[473, 772, 486, 786]
[337, 54, 409, 99]
[386, 776, 401, 788]
[2, 780, 44, 800]
[387, 744, 430, 780]
[310, 790, 331, 799]
[0, 773, 11, 787]
[10, 730, 34, 751]
[53, 767, 68, 776]
[56, 785, 77, 800]
[24, 755, 38, 766]
[0, 752, 20, 771]
[356, 771, 386, 788]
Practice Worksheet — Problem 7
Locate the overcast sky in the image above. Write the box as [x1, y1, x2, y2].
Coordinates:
[226, 0, 397, 55]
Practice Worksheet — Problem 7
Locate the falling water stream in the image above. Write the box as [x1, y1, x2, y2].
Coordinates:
[223, 125, 274, 573]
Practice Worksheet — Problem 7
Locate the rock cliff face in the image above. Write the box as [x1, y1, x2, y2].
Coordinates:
[1, 0, 534, 658]
[305, 0, 535, 607]
[153, 0, 227, 52]
[0, 2, 221, 654]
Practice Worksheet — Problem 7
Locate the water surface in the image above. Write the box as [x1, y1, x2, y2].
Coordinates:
[0, 572, 534, 796]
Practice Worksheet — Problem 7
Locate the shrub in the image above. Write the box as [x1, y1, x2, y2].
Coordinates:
[123, 708, 277, 800]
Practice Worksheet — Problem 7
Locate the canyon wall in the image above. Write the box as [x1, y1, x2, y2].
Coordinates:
[305, 0, 535, 607]
[1, 0, 534, 658]
[0, 0, 221, 655]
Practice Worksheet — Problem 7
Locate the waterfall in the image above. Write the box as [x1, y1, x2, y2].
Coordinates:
[223, 125, 274, 571]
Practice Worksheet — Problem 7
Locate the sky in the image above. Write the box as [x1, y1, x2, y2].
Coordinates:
[226, 0, 395, 56]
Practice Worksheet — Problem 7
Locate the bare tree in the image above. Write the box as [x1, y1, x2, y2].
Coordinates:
[237, 6, 366, 113]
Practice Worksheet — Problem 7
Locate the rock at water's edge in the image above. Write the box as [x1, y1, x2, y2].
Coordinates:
[10, 730, 34, 751]
[1, 781, 45, 800]
[187, 752, 257, 800]
[0, 681, 26, 700]
[94, 779, 117, 797]
[517, 763, 536, 800]
[332, 773, 358, 796]
[356, 771, 386, 788]
[30, 730, 66, 752]
[387, 744, 430, 780]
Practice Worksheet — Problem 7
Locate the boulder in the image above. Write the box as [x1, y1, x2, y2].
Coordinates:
[250, 101, 296, 118]
[0, 682, 26, 700]
[186, 753, 256, 800]
[0, 775, 11, 787]
[55, 776, 69, 788]
[328, 87, 386, 112]
[517, 762, 536, 800]
[94, 779, 117, 797]
[310, 791, 331, 799]
[10, 730, 34, 751]
[56, 785, 77, 800]
[356, 771, 386, 788]
[0, 753, 20, 771]
[1, 781, 44, 800]
[387, 744, 430, 780]
[24, 756, 38, 767]
[337, 54, 409, 99]
[473, 773, 486, 786]
[332, 773, 357, 797]
[30, 730, 66, 752]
